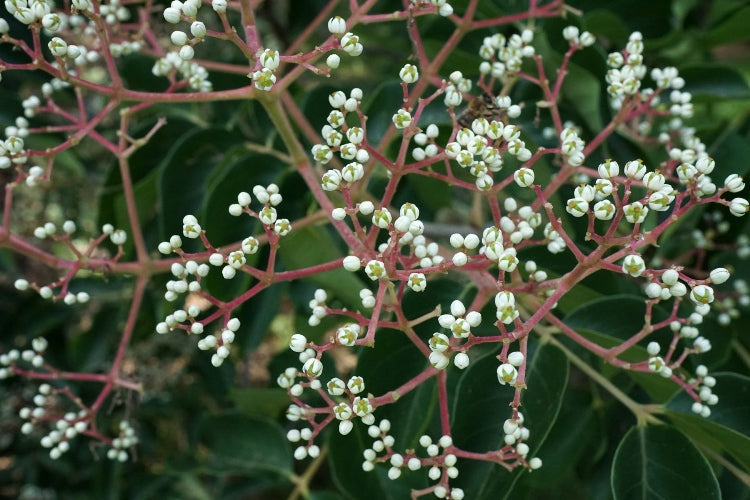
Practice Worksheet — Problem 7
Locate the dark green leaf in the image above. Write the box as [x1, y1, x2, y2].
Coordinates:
[328, 329, 433, 498]
[564, 295, 678, 402]
[158, 128, 244, 246]
[451, 342, 569, 498]
[328, 419, 424, 500]
[362, 81, 404, 146]
[197, 412, 293, 476]
[564, 295, 670, 343]
[611, 425, 720, 500]
[704, 5, 750, 46]
[278, 226, 365, 309]
[358, 329, 437, 447]
[228, 388, 289, 419]
[666, 373, 750, 471]
[535, 30, 603, 132]
[679, 64, 750, 101]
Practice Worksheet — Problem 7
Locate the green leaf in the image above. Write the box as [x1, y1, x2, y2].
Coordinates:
[404, 175, 452, 214]
[535, 30, 603, 132]
[235, 284, 282, 353]
[665, 373, 750, 472]
[278, 226, 365, 310]
[570, 0, 673, 39]
[704, 5, 750, 46]
[328, 419, 425, 500]
[228, 388, 290, 419]
[564, 295, 678, 402]
[708, 129, 750, 181]
[197, 412, 292, 477]
[362, 81, 404, 146]
[564, 295, 669, 341]
[359, 330, 436, 445]
[450, 342, 569, 498]
[522, 386, 605, 488]
[158, 128, 244, 246]
[679, 64, 750, 102]
[309, 491, 345, 500]
[196, 150, 283, 302]
[329, 330, 433, 498]
[611, 425, 720, 500]
[199, 151, 279, 245]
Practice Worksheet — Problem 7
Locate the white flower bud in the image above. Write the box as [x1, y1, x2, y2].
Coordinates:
[252, 68, 276, 91]
[623, 202, 648, 224]
[453, 352, 469, 369]
[709, 268, 730, 284]
[302, 358, 323, 378]
[670, 282, 687, 297]
[507, 351, 524, 366]
[392, 109, 412, 129]
[260, 48, 279, 70]
[661, 269, 679, 285]
[622, 254, 646, 277]
[163, 7, 181, 24]
[365, 260, 386, 280]
[48, 37, 68, 57]
[729, 197, 749, 217]
[565, 198, 589, 217]
[645, 282, 662, 298]
[514, 167, 534, 187]
[399, 64, 419, 83]
[438, 3, 453, 16]
[429, 351, 449, 370]
[690, 284, 714, 305]
[328, 16, 346, 35]
[724, 174, 745, 193]
[323, 52, 340, 70]
[643, 171, 665, 191]
[452, 252, 468, 267]
[623, 159, 647, 180]
[562, 25, 580, 43]
[342, 255, 361, 271]
[289, 334, 307, 353]
[170, 31, 188, 46]
[407, 272, 427, 292]
[372, 208, 392, 228]
[598, 159, 619, 179]
[497, 363, 518, 385]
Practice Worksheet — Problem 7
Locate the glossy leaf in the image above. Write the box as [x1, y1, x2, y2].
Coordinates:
[704, 5, 750, 46]
[228, 388, 289, 419]
[666, 373, 750, 471]
[158, 128, 244, 245]
[329, 328, 434, 497]
[450, 342, 569, 498]
[198, 412, 292, 477]
[679, 64, 750, 101]
[564, 295, 677, 402]
[535, 29, 604, 133]
[278, 226, 365, 310]
[611, 425, 720, 500]
[328, 419, 425, 500]
[362, 81, 404, 146]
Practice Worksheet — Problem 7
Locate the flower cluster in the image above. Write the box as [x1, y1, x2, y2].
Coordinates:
[1, 0, 749, 496]
[478, 29, 537, 81]
[443, 109, 532, 191]
[313, 89, 368, 169]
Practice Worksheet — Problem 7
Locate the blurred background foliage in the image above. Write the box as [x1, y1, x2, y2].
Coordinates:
[1, 0, 750, 498]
